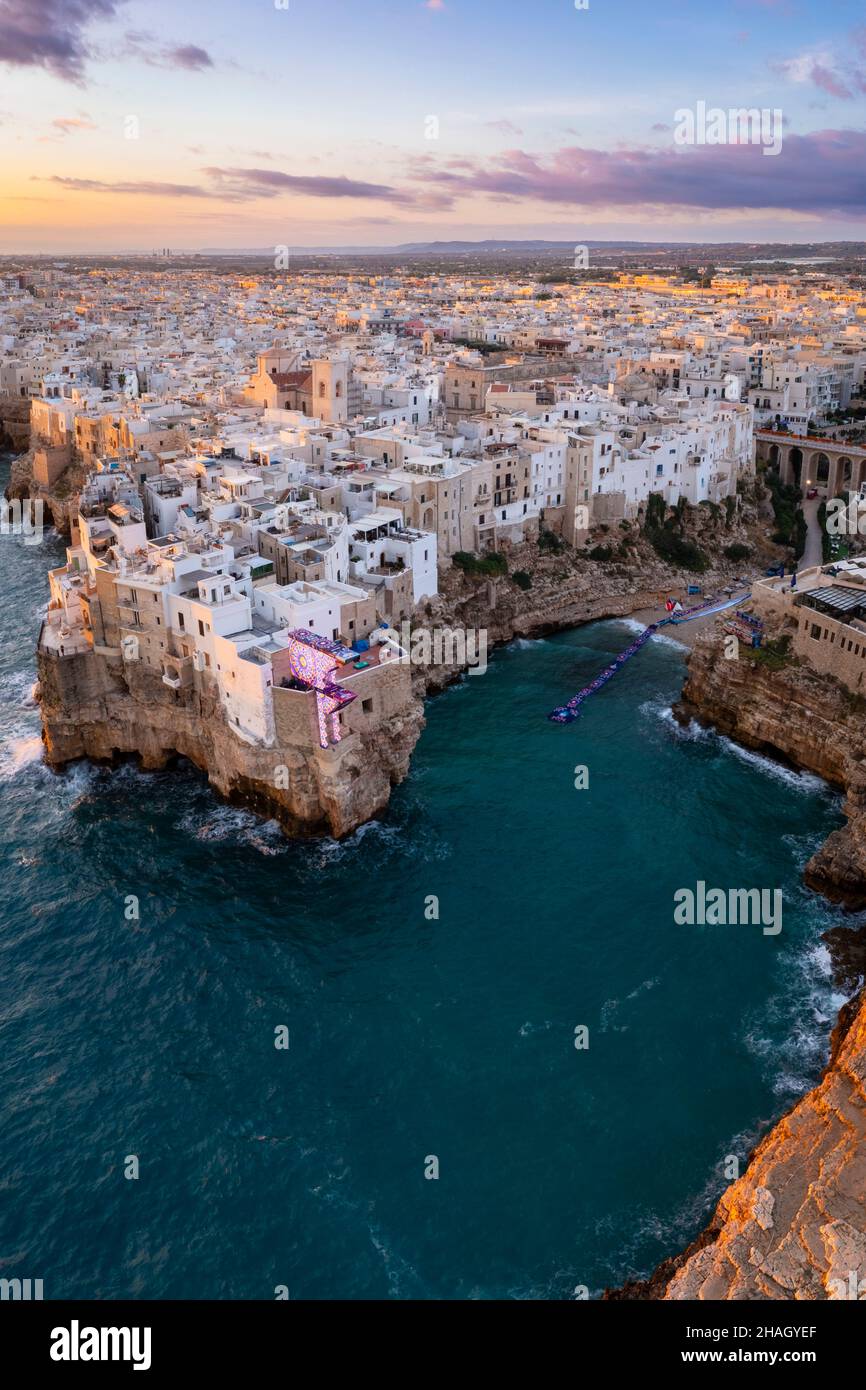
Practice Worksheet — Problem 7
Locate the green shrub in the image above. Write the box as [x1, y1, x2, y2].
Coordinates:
[452, 550, 508, 577]
[764, 470, 803, 548]
[641, 493, 708, 570]
[588, 545, 614, 562]
[511, 570, 532, 590]
[647, 528, 709, 571]
[751, 635, 794, 671]
[645, 493, 666, 529]
[538, 529, 564, 553]
[723, 543, 751, 562]
[793, 509, 807, 560]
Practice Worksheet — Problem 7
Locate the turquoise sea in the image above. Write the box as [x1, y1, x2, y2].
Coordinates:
[0, 458, 851, 1298]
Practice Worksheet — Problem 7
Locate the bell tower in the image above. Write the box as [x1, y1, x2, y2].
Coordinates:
[311, 358, 348, 425]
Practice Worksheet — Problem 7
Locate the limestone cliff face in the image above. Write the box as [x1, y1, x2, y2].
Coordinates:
[0, 396, 31, 454]
[5, 448, 84, 535]
[611, 989, 866, 1300]
[38, 645, 425, 839]
[607, 626, 866, 1302]
[678, 629, 866, 907]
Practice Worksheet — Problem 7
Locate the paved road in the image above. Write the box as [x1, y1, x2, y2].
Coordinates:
[800, 497, 823, 570]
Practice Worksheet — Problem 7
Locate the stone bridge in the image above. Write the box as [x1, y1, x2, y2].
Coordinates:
[755, 430, 866, 494]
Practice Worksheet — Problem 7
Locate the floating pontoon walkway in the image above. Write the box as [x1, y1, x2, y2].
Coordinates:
[547, 592, 749, 724]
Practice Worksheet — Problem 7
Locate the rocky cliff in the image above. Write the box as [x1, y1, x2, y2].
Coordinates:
[38, 644, 425, 839]
[611, 987, 866, 1299]
[678, 627, 866, 908]
[0, 395, 31, 453]
[414, 527, 755, 696]
[34, 521, 762, 838]
[607, 624, 866, 1301]
[5, 447, 87, 535]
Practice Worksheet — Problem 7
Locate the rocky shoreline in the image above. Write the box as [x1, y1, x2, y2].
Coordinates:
[608, 985, 866, 1299]
[678, 626, 866, 908]
[27, 443, 863, 1299]
[33, 473, 757, 837]
[37, 630, 426, 840]
[34, 566, 689, 839]
[607, 622, 866, 1300]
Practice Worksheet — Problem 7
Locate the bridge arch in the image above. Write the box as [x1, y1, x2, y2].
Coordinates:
[808, 451, 831, 488]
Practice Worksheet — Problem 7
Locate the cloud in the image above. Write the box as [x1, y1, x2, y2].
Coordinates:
[809, 62, 853, 100]
[405, 131, 866, 217]
[775, 52, 853, 99]
[41, 165, 455, 209]
[52, 114, 96, 134]
[202, 166, 452, 207]
[0, 0, 121, 83]
[484, 119, 523, 136]
[43, 131, 865, 220]
[165, 44, 212, 71]
[122, 30, 213, 72]
[773, 32, 866, 100]
[43, 176, 219, 199]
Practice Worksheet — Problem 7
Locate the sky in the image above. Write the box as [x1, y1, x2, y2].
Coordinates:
[1, 0, 865, 252]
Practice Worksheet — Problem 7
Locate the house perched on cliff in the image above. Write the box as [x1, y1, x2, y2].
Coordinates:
[753, 556, 866, 692]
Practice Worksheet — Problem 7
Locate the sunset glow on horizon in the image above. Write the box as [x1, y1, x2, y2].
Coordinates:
[1, 0, 865, 251]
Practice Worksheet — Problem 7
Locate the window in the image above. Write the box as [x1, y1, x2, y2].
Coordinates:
[362, 699, 373, 714]
[811, 624, 821, 640]
[198, 620, 205, 637]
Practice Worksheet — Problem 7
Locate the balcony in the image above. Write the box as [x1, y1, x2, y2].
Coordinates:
[161, 654, 193, 690]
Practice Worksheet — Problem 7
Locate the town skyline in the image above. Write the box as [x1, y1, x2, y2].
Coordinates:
[2, 0, 866, 252]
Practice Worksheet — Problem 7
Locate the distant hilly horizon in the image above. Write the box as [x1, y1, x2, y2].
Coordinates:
[196, 238, 866, 257]
[7, 238, 866, 261]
